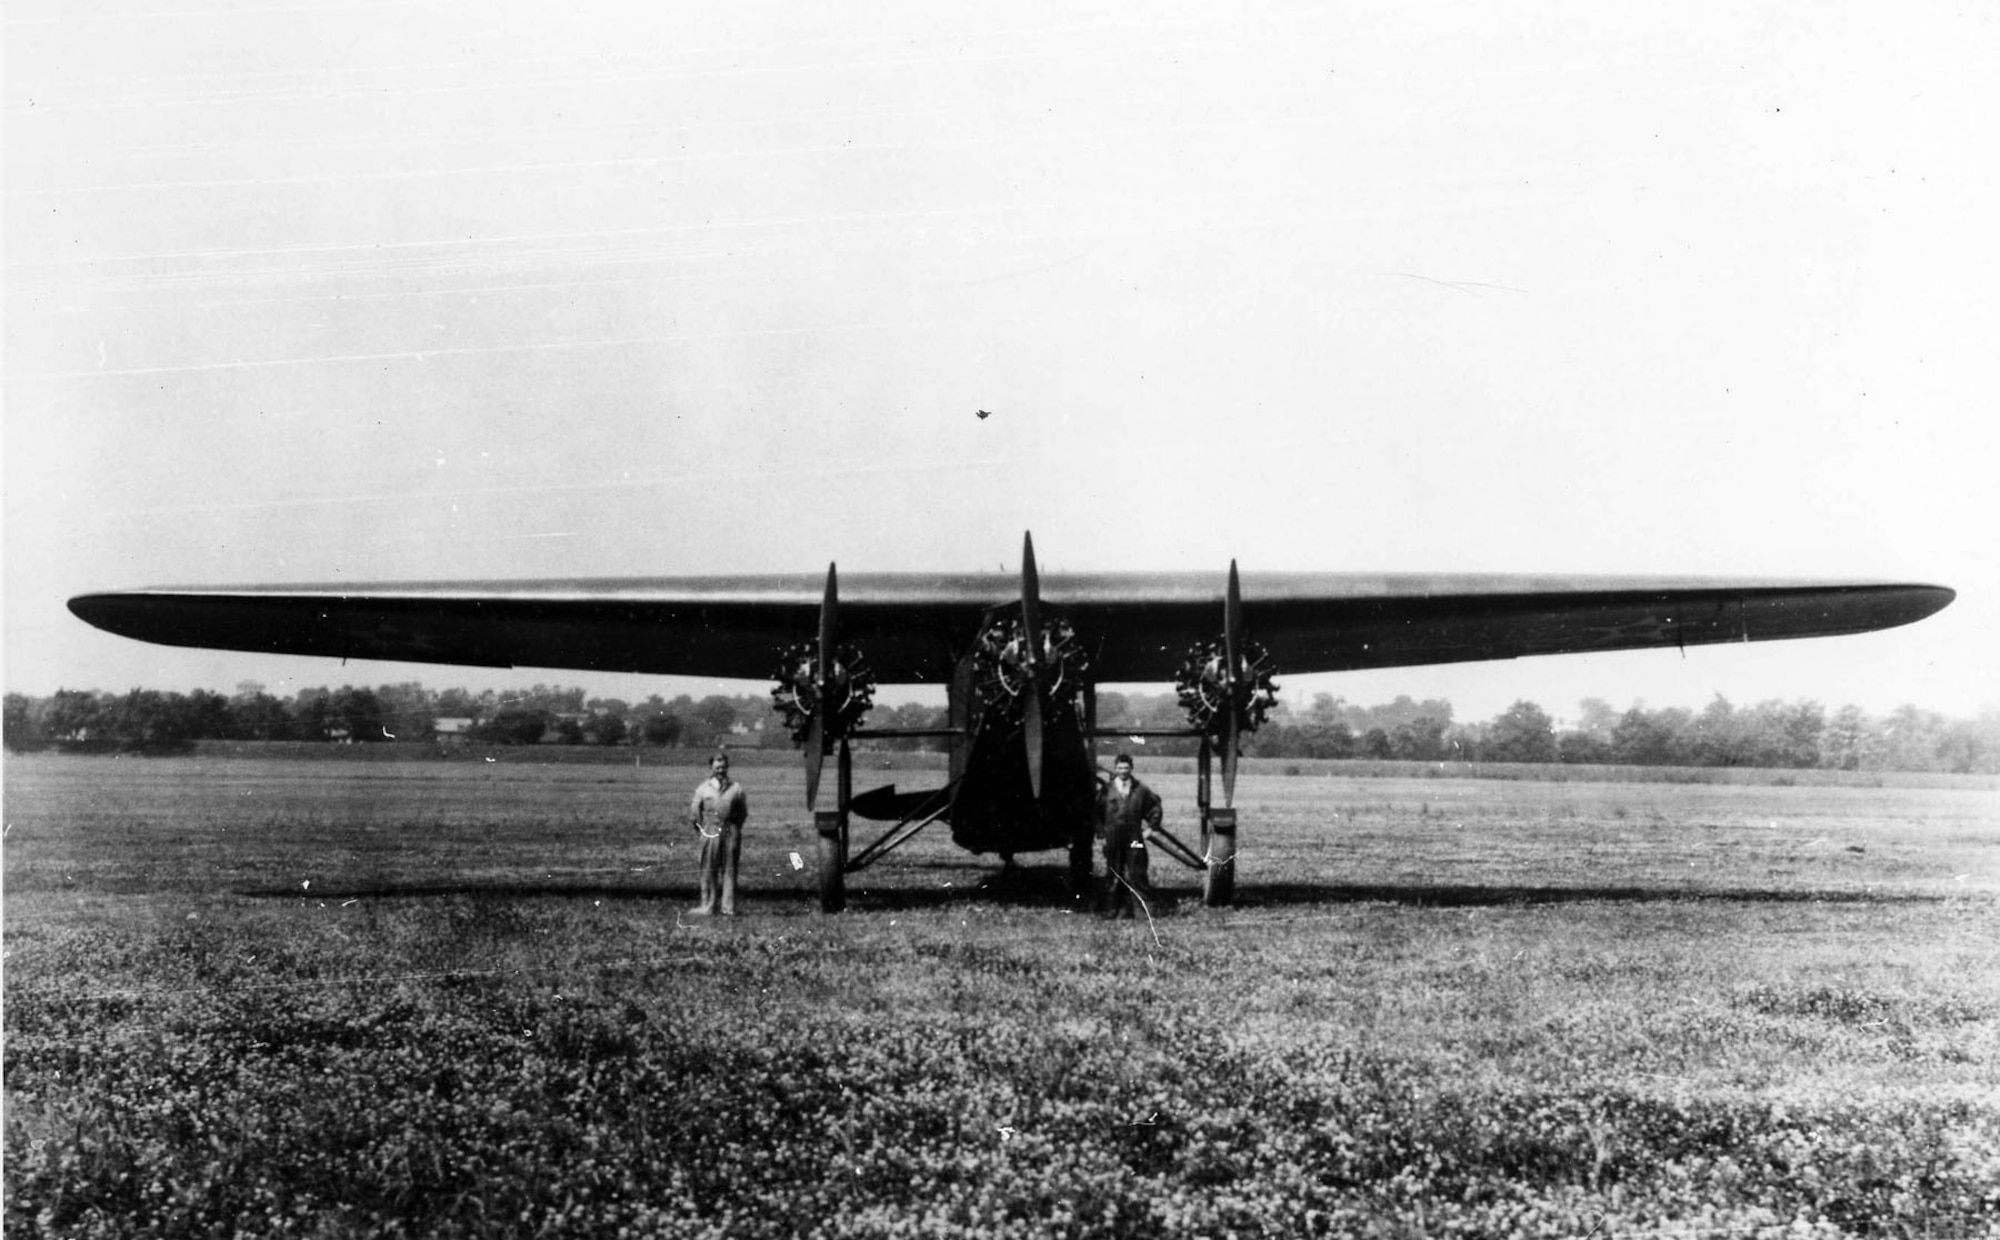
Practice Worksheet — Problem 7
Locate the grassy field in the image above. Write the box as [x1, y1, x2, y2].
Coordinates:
[4, 753, 1996, 1238]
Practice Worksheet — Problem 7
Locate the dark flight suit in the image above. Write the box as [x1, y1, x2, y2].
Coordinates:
[688, 774, 748, 915]
[1096, 775, 1162, 919]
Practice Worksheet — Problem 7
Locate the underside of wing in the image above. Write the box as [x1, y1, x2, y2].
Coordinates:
[1130, 579, 1957, 683]
[67, 572, 1953, 685]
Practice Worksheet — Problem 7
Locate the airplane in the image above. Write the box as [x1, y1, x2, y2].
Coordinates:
[67, 533, 1954, 911]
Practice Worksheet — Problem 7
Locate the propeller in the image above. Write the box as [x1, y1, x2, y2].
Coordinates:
[803, 562, 837, 810]
[1221, 559, 1243, 806]
[1019, 532, 1045, 800]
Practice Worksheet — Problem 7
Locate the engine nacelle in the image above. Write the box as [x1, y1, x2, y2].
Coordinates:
[770, 641, 877, 746]
[970, 613, 1090, 727]
[1175, 636, 1279, 739]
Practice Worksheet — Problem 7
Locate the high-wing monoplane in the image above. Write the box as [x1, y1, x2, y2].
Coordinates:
[67, 534, 1954, 909]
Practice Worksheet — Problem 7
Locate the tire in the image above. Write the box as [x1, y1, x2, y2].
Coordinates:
[815, 811, 846, 913]
[1201, 808, 1237, 907]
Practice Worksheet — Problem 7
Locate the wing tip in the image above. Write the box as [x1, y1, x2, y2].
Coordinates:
[1903, 583, 1956, 624]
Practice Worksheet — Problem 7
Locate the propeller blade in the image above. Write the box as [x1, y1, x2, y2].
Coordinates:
[1221, 700, 1240, 807]
[1222, 560, 1242, 805]
[1024, 688, 1045, 801]
[1019, 532, 1042, 676]
[1223, 559, 1242, 689]
[804, 708, 826, 809]
[1020, 533, 1044, 799]
[804, 562, 837, 810]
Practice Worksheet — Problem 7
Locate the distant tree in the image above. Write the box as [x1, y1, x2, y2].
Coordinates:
[639, 710, 684, 747]
[1612, 705, 1682, 766]
[582, 712, 629, 747]
[1677, 695, 1822, 768]
[1556, 729, 1612, 765]
[1255, 716, 1356, 759]
[1876, 704, 1948, 773]
[232, 692, 294, 740]
[329, 686, 387, 741]
[1442, 723, 1482, 760]
[435, 687, 481, 719]
[693, 695, 739, 733]
[1485, 700, 1557, 764]
[551, 717, 585, 745]
[292, 688, 334, 739]
[4, 693, 47, 751]
[374, 682, 436, 740]
[1389, 715, 1448, 761]
[1360, 727, 1393, 759]
[476, 706, 549, 745]
[1686, 695, 1741, 766]
[1352, 695, 1454, 733]
[184, 689, 234, 740]
[103, 689, 199, 753]
[44, 689, 107, 743]
[1744, 699, 1823, 769]
[1575, 697, 1619, 743]
[520, 683, 587, 714]
[1819, 704, 1872, 771]
[1304, 693, 1349, 729]
[1937, 712, 2000, 774]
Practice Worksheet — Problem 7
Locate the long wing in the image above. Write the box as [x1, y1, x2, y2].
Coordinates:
[68, 572, 1953, 686]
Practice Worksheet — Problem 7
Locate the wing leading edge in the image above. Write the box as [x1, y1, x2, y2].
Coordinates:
[67, 573, 1954, 685]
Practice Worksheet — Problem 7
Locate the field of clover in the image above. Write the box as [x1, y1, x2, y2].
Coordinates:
[6, 752, 1996, 1238]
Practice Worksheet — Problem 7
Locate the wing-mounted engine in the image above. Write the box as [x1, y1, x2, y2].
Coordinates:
[1173, 635, 1278, 746]
[769, 639, 876, 748]
[1172, 560, 1280, 907]
[770, 563, 886, 913]
[766, 564, 879, 813]
[1172, 561, 1278, 806]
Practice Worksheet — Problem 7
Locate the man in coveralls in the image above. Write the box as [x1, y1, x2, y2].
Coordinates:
[688, 753, 748, 916]
[1096, 753, 1162, 919]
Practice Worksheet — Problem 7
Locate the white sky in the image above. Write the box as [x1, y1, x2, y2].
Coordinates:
[5, 1, 1995, 724]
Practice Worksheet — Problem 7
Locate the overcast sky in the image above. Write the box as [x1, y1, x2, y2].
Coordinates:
[6, 1, 1994, 724]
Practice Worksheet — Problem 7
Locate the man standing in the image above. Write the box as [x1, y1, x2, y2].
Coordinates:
[688, 753, 748, 916]
[1096, 753, 1162, 919]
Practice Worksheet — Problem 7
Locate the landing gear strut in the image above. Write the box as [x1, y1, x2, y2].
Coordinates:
[1196, 735, 1237, 907]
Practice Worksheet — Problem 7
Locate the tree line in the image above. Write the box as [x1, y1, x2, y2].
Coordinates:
[4, 683, 1995, 774]
[0, 682, 946, 756]
[1238, 693, 1999, 774]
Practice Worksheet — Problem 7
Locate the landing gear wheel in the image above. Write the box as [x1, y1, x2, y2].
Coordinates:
[815, 811, 846, 913]
[1201, 808, 1237, 907]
